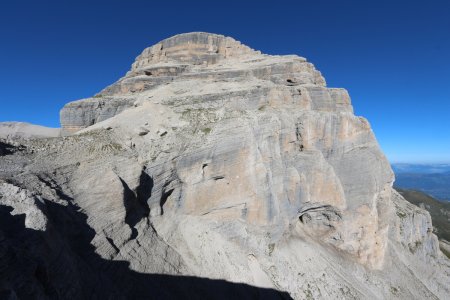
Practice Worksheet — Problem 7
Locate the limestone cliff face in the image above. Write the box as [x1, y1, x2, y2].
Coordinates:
[1, 33, 449, 299]
[60, 32, 324, 134]
[61, 32, 391, 268]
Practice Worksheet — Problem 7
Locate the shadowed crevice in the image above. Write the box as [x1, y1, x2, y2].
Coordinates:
[160, 188, 174, 216]
[120, 170, 153, 239]
[136, 169, 152, 216]
[0, 141, 25, 156]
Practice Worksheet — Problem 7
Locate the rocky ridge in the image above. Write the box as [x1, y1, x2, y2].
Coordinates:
[0, 122, 60, 140]
[1, 32, 449, 299]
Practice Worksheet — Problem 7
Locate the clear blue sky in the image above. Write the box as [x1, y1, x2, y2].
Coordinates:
[1, 0, 449, 163]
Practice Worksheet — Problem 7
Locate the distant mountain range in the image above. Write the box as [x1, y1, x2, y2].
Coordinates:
[392, 163, 450, 174]
[392, 163, 450, 201]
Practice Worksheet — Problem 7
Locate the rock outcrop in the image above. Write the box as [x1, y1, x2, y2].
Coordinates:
[1, 32, 449, 299]
[60, 32, 324, 134]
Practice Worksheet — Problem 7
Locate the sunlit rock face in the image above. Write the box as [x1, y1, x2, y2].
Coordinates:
[63, 32, 392, 268]
[2, 33, 449, 299]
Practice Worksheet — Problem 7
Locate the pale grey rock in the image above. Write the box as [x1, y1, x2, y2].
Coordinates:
[0, 122, 60, 140]
[1, 32, 449, 299]
[59, 96, 135, 134]
[0, 182, 47, 231]
[440, 240, 450, 255]
[60, 32, 326, 133]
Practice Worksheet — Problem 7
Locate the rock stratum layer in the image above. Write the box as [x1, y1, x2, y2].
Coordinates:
[1, 32, 449, 299]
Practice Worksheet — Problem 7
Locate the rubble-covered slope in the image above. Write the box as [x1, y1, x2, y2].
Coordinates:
[1, 32, 449, 299]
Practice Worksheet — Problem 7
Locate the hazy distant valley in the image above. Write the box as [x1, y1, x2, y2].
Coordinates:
[392, 163, 450, 201]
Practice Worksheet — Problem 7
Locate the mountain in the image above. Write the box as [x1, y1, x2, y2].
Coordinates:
[1, 32, 449, 299]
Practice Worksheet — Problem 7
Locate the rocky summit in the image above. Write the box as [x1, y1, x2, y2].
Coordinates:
[1, 32, 449, 299]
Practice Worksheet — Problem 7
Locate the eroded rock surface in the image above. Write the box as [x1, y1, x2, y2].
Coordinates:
[2, 32, 449, 299]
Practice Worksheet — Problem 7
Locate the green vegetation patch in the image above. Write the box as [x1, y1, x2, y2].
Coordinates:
[390, 286, 399, 295]
[201, 127, 211, 134]
[396, 211, 407, 219]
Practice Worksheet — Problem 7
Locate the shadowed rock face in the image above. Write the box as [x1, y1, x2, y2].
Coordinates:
[0, 203, 292, 300]
[0, 141, 15, 156]
[1, 33, 449, 299]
